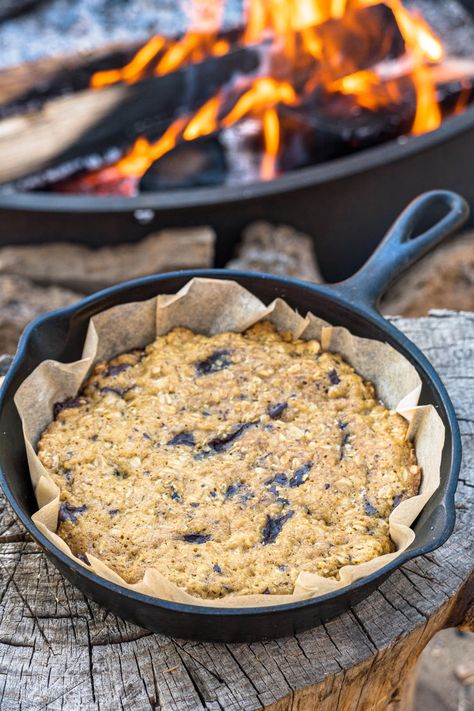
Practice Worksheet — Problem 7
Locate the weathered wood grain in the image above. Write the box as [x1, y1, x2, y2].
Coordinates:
[0, 311, 472, 711]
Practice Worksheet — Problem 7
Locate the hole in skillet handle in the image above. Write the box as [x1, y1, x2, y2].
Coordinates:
[331, 190, 470, 313]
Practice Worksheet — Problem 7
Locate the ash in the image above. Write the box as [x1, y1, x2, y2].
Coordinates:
[408, 0, 474, 57]
[0, 0, 243, 69]
[1, 0, 473, 71]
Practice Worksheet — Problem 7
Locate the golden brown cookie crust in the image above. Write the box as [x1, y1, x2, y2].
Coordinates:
[38, 322, 421, 598]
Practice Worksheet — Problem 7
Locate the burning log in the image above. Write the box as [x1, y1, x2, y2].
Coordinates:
[0, 44, 261, 184]
[139, 135, 227, 192]
[0, 41, 142, 119]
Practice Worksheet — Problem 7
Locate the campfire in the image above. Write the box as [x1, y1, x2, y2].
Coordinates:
[1, 0, 474, 196]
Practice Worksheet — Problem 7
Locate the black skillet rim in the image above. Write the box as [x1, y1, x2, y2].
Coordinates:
[0, 269, 461, 618]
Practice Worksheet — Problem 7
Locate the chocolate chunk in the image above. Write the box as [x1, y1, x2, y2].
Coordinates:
[213, 564, 223, 574]
[206, 420, 258, 454]
[324, 482, 331, 490]
[340, 431, 350, 460]
[108, 508, 120, 516]
[278, 564, 288, 572]
[277, 497, 290, 506]
[76, 552, 91, 565]
[224, 482, 243, 499]
[113, 468, 128, 479]
[171, 489, 182, 503]
[209, 490, 217, 498]
[364, 497, 379, 517]
[269, 484, 279, 496]
[265, 473, 288, 486]
[58, 502, 87, 524]
[143, 432, 151, 440]
[104, 362, 132, 377]
[240, 491, 255, 504]
[328, 369, 340, 385]
[167, 431, 195, 447]
[393, 494, 402, 508]
[338, 420, 348, 430]
[262, 511, 294, 545]
[195, 349, 232, 376]
[190, 503, 200, 508]
[289, 463, 312, 488]
[100, 385, 135, 397]
[262, 588, 271, 594]
[182, 533, 211, 544]
[267, 402, 288, 419]
[53, 397, 87, 418]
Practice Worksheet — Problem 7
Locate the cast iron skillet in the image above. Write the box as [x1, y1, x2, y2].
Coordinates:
[0, 190, 468, 642]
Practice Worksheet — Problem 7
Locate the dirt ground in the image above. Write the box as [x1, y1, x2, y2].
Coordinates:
[414, 629, 474, 710]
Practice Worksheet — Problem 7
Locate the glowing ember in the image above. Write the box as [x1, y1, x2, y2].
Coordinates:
[81, 0, 466, 195]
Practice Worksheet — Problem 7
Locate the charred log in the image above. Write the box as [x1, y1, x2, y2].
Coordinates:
[140, 135, 227, 192]
[0, 44, 261, 185]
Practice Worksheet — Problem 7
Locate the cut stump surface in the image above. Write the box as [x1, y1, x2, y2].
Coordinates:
[0, 311, 473, 711]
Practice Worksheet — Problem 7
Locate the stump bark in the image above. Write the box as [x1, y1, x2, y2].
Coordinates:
[0, 311, 473, 711]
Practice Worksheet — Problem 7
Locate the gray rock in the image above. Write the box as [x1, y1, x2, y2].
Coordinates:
[0, 275, 81, 354]
[0, 227, 215, 294]
[226, 221, 324, 283]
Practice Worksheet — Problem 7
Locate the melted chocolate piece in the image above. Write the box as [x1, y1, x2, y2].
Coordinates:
[205, 421, 258, 454]
[113, 468, 128, 479]
[340, 431, 350, 460]
[58, 502, 87, 524]
[167, 431, 196, 447]
[262, 511, 294, 545]
[100, 385, 135, 397]
[213, 564, 223, 574]
[182, 533, 211, 544]
[53, 397, 87, 418]
[328, 369, 340, 385]
[324, 482, 331, 490]
[364, 497, 379, 517]
[289, 463, 312, 488]
[267, 402, 288, 419]
[105, 362, 132, 377]
[265, 473, 288, 486]
[195, 350, 232, 376]
[76, 552, 91, 565]
[224, 482, 243, 499]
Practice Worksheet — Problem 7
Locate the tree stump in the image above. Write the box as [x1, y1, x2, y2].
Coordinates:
[0, 311, 472, 711]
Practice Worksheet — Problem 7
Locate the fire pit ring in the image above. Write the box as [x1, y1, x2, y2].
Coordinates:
[1, 107, 474, 282]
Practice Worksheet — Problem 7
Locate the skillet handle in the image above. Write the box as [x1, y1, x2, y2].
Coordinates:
[332, 190, 469, 312]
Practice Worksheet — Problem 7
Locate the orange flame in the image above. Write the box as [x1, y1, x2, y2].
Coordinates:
[91, 36, 166, 89]
[116, 118, 188, 177]
[261, 107, 280, 179]
[87, 0, 457, 190]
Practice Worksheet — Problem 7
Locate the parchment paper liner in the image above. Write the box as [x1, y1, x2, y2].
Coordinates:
[14, 278, 444, 608]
